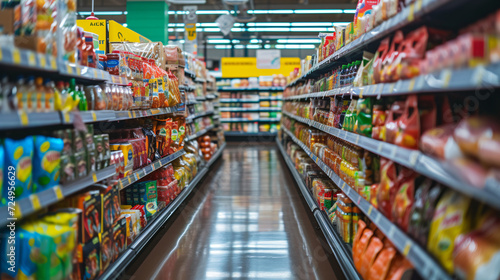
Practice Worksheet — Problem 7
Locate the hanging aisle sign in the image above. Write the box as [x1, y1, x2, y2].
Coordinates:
[183, 5, 197, 55]
[221, 57, 300, 78]
[257, 49, 281, 69]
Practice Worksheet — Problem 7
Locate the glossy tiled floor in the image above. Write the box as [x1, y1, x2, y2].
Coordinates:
[132, 143, 343, 280]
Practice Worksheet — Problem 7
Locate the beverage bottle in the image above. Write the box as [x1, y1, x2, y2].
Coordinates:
[26, 77, 36, 112]
[340, 65, 346, 87]
[35, 77, 45, 112]
[13, 76, 25, 111]
[45, 79, 55, 112]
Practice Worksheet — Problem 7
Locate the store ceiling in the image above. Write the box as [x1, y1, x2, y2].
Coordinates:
[77, 0, 356, 39]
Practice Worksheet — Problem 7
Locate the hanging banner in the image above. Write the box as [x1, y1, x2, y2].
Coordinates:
[77, 20, 107, 51]
[216, 14, 235, 36]
[183, 5, 197, 55]
[108, 20, 151, 44]
[221, 57, 300, 78]
[257, 49, 281, 69]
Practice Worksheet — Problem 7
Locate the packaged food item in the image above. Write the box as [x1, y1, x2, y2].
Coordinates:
[99, 229, 114, 273]
[427, 190, 472, 273]
[353, 226, 374, 271]
[359, 236, 383, 279]
[82, 236, 100, 280]
[454, 117, 500, 158]
[3, 137, 34, 200]
[367, 247, 397, 280]
[377, 159, 397, 220]
[154, 119, 173, 157]
[0, 145, 3, 205]
[113, 217, 127, 260]
[32, 136, 63, 192]
[139, 180, 158, 219]
[421, 124, 463, 160]
[453, 213, 500, 280]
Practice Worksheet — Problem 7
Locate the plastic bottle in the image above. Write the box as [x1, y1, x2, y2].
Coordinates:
[68, 79, 81, 110]
[35, 77, 45, 112]
[26, 77, 36, 112]
[44, 80, 55, 112]
[340, 65, 346, 87]
[13, 76, 25, 111]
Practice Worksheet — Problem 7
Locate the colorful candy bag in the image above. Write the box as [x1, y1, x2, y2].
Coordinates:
[4, 137, 34, 200]
[427, 190, 472, 273]
[33, 136, 63, 192]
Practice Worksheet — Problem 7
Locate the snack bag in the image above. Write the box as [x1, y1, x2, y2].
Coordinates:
[154, 119, 172, 157]
[353, 227, 374, 271]
[32, 136, 63, 193]
[113, 217, 127, 260]
[354, 98, 373, 137]
[99, 229, 113, 273]
[392, 171, 418, 231]
[359, 236, 383, 279]
[376, 159, 397, 220]
[427, 190, 472, 273]
[367, 246, 397, 280]
[384, 100, 405, 143]
[4, 137, 34, 200]
[453, 213, 500, 280]
[82, 237, 100, 280]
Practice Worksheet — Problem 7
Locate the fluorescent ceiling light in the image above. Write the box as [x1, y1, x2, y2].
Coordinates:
[123, 23, 128, 27]
[208, 39, 230, 43]
[202, 28, 221, 32]
[232, 39, 241, 43]
[248, 22, 290, 27]
[294, 9, 343, 14]
[197, 10, 229, 14]
[264, 44, 271, 49]
[215, 45, 232, 49]
[276, 44, 316, 49]
[269, 10, 294, 14]
[277, 39, 321, 43]
[79, 11, 124, 15]
[291, 22, 333, 27]
[250, 39, 262, 43]
[124, 11, 128, 15]
[234, 45, 245, 49]
[343, 9, 356, 13]
[231, 28, 245, 32]
[248, 27, 290, 32]
[247, 45, 260, 49]
[290, 27, 329, 32]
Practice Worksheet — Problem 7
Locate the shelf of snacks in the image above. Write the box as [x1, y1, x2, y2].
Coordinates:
[224, 131, 277, 137]
[281, 126, 451, 280]
[220, 118, 281, 123]
[218, 87, 286, 92]
[0, 165, 116, 227]
[281, 107, 500, 211]
[288, 2, 500, 88]
[118, 150, 186, 190]
[194, 77, 206, 83]
[206, 94, 218, 100]
[184, 69, 196, 79]
[220, 108, 282, 113]
[99, 142, 225, 279]
[284, 62, 500, 101]
[186, 125, 216, 142]
[186, 111, 215, 123]
[220, 97, 283, 103]
[277, 137, 361, 280]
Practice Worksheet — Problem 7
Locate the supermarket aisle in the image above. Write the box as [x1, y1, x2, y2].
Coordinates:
[131, 143, 343, 280]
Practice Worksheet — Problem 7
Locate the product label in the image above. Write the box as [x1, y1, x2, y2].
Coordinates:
[171, 129, 179, 141]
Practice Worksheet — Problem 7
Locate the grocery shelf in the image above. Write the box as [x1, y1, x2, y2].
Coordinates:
[195, 96, 207, 101]
[184, 69, 196, 78]
[220, 118, 281, 123]
[284, 63, 500, 100]
[0, 165, 116, 227]
[186, 111, 215, 123]
[206, 94, 217, 99]
[186, 125, 216, 141]
[114, 106, 183, 122]
[98, 143, 225, 280]
[224, 131, 277, 137]
[0, 111, 63, 130]
[219, 108, 281, 112]
[281, 127, 451, 280]
[119, 150, 186, 190]
[195, 77, 206, 83]
[283, 111, 500, 210]
[218, 86, 285, 91]
[277, 138, 361, 280]
[286, 0, 493, 87]
[276, 138, 317, 211]
[219, 98, 283, 103]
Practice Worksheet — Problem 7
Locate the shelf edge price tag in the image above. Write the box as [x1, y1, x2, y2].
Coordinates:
[51, 58, 57, 69]
[442, 69, 452, 88]
[63, 111, 71, 123]
[29, 194, 41, 212]
[408, 3, 415, 22]
[119, 180, 124, 189]
[66, 64, 73, 74]
[91, 111, 97, 121]
[19, 111, 29, 126]
[28, 53, 36, 66]
[409, 151, 419, 167]
[53, 186, 64, 200]
[368, 205, 373, 216]
[127, 176, 131, 184]
[408, 78, 416, 91]
[39, 55, 46, 68]
[92, 172, 97, 182]
[359, 87, 364, 98]
[403, 240, 412, 257]
[13, 49, 21, 64]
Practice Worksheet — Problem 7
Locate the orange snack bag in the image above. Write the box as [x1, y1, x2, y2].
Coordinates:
[368, 247, 397, 280]
[353, 227, 373, 272]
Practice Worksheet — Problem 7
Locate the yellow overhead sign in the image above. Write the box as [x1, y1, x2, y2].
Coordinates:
[221, 57, 300, 78]
[108, 20, 151, 44]
[76, 19, 107, 51]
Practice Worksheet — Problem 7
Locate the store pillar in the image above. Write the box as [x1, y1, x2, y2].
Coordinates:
[126, 0, 169, 43]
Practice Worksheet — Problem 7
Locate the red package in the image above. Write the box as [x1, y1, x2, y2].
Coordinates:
[385, 101, 405, 143]
[478, 134, 500, 168]
[420, 124, 462, 159]
[373, 38, 390, 84]
[368, 247, 397, 280]
[353, 227, 374, 272]
[359, 237, 384, 279]
[454, 117, 500, 158]
[381, 31, 404, 83]
[395, 95, 422, 149]
[377, 159, 397, 220]
[451, 157, 489, 187]
[392, 170, 418, 231]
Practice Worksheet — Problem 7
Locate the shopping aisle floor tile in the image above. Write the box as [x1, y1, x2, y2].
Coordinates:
[130, 143, 343, 280]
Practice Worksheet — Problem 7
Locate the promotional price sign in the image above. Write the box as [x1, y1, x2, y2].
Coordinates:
[183, 5, 197, 54]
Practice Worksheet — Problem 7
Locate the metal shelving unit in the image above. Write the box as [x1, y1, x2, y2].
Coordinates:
[276, 138, 361, 280]
[220, 118, 281, 123]
[186, 111, 215, 123]
[119, 150, 186, 190]
[98, 143, 226, 280]
[0, 165, 116, 227]
[224, 131, 277, 137]
[219, 108, 281, 113]
[220, 98, 282, 103]
[281, 127, 451, 280]
[283, 111, 500, 210]
[186, 125, 216, 141]
[218, 86, 285, 91]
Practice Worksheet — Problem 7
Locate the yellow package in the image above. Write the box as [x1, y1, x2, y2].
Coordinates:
[427, 190, 472, 273]
[111, 143, 134, 176]
[174, 167, 186, 190]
